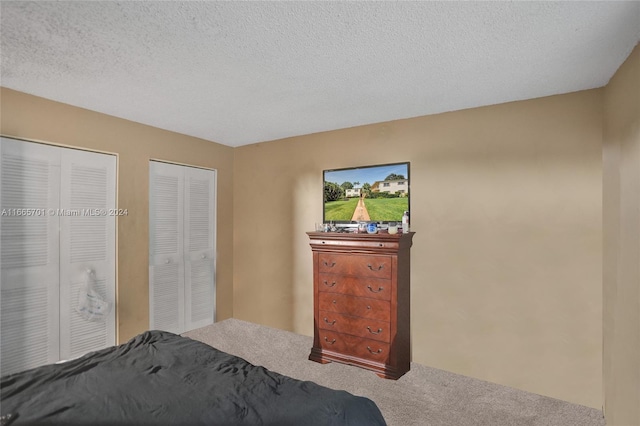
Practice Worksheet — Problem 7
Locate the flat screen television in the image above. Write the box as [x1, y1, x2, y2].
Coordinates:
[323, 162, 409, 226]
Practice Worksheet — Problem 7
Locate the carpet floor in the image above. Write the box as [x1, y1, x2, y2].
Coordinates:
[184, 319, 605, 426]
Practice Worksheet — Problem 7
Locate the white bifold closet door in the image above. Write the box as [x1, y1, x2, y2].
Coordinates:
[0, 137, 116, 375]
[149, 161, 215, 335]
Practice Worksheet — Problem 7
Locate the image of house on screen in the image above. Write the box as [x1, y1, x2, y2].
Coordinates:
[371, 178, 408, 196]
[345, 187, 362, 198]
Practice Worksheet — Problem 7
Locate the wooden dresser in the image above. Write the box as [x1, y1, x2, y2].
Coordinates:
[307, 231, 414, 379]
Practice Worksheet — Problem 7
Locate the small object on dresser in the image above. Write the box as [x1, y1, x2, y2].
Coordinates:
[402, 211, 409, 233]
[388, 222, 398, 235]
[366, 222, 378, 234]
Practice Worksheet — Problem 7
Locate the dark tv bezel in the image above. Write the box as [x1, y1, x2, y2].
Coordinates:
[323, 161, 410, 226]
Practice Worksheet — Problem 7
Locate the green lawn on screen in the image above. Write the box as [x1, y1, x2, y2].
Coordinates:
[324, 198, 359, 221]
[324, 197, 407, 222]
[363, 198, 408, 221]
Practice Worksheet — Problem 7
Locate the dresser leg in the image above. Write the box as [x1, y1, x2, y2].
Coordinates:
[309, 351, 332, 364]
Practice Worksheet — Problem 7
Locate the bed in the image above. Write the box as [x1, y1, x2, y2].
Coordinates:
[0, 330, 386, 425]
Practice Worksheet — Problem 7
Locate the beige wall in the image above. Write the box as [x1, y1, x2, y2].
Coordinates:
[0, 87, 235, 342]
[603, 44, 640, 426]
[234, 90, 603, 408]
[2, 82, 609, 409]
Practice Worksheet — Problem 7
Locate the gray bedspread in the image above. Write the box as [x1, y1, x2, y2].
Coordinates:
[1, 330, 386, 425]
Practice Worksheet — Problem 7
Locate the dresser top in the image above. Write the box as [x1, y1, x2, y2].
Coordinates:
[307, 231, 414, 253]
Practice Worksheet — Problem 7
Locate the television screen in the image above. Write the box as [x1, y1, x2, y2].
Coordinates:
[323, 162, 409, 224]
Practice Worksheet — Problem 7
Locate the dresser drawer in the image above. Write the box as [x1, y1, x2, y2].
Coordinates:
[318, 330, 390, 364]
[318, 273, 391, 301]
[318, 292, 390, 321]
[318, 253, 392, 279]
[318, 311, 390, 343]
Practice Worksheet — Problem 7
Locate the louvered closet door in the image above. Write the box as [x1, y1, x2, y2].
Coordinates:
[149, 161, 216, 334]
[59, 149, 116, 360]
[0, 138, 61, 375]
[149, 161, 185, 334]
[184, 167, 216, 330]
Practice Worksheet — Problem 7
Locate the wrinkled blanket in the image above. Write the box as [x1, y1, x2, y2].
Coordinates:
[1, 330, 386, 425]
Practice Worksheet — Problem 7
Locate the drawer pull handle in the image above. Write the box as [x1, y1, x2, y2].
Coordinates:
[367, 285, 384, 293]
[367, 264, 384, 271]
[367, 305, 371, 310]
[366, 346, 383, 354]
[367, 326, 383, 335]
[332, 300, 337, 304]
[324, 337, 336, 345]
[323, 261, 336, 267]
[323, 280, 336, 287]
[323, 317, 336, 326]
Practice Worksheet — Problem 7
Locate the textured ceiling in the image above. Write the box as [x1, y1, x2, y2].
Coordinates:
[1, 1, 639, 147]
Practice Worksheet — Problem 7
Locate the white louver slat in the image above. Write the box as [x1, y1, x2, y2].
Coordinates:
[67, 277, 108, 358]
[69, 165, 108, 263]
[0, 138, 61, 375]
[187, 258, 213, 324]
[1, 156, 50, 268]
[153, 175, 180, 255]
[150, 263, 182, 331]
[188, 176, 210, 252]
[0, 286, 50, 374]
